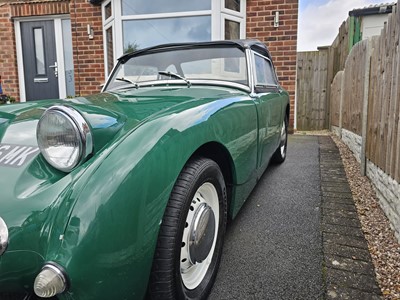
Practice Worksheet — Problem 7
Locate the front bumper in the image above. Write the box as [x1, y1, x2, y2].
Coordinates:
[0, 250, 44, 296]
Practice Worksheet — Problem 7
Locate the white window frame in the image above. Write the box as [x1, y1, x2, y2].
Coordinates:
[102, 0, 118, 79]
[222, 0, 246, 18]
[119, 9, 213, 56]
[14, 15, 71, 102]
[221, 13, 246, 40]
[221, 0, 246, 40]
[102, 0, 246, 76]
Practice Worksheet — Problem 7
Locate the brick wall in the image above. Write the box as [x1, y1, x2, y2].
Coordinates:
[69, 0, 105, 96]
[10, 1, 69, 17]
[0, 4, 19, 101]
[246, 0, 298, 131]
[0, 0, 71, 101]
[0, 0, 104, 101]
[1, 0, 298, 104]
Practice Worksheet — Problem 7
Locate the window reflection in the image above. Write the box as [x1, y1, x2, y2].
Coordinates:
[123, 16, 211, 52]
[225, 19, 240, 40]
[106, 27, 114, 75]
[105, 2, 112, 20]
[254, 54, 276, 86]
[225, 0, 240, 12]
[122, 0, 211, 15]
[106, 46, 247, 91]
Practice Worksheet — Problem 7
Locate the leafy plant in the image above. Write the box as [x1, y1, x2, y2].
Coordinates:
[0, 94, 16, 105]
[124, 41, 140, 54]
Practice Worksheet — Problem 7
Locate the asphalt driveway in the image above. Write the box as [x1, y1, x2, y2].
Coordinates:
[209, 135, 324, 299]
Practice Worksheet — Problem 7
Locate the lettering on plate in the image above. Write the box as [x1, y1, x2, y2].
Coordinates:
[0, 144, 39, 167]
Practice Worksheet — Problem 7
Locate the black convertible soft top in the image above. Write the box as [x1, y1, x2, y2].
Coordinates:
[119, 39, 272, 63]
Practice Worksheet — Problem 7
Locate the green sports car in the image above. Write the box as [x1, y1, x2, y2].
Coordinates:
[0, 40, 289, 299]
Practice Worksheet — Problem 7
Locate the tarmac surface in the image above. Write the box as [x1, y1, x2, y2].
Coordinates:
[209, 135, 382, 300]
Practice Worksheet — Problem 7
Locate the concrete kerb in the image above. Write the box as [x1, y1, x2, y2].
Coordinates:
[318, 136, 382, 299]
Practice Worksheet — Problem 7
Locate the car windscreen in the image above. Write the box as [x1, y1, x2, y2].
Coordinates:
[105, 46, 248, 91]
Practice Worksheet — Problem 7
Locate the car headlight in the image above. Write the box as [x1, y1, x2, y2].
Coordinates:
[37, 105, 93, 172]
[34, 263, 68, 298]
[0, 217, 8, 256]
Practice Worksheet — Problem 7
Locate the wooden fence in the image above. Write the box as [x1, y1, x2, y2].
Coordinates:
[341, 41, 368, 136]
[329, 18, 351, 78]
[296, 50, 328, 130]
[367, 9, 400, 181]
[296, 17, 351, 130]
[330, 40, 367, 136]
[330, 5, 400, 182]
[329, 71, 343, 127]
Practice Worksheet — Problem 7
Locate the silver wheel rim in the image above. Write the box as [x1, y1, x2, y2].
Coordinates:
[280, 120, 287, 158]
[180, 182, 220, 290]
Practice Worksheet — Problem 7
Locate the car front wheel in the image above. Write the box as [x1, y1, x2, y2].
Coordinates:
[149, 157, 227, 300]
[272, 116, 288, 164]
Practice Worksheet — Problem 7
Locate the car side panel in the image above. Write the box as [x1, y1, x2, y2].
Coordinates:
[254, 89, 282, 171]
[55, 96, 259, 300]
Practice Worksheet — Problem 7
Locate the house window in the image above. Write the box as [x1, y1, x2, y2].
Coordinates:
[102, 0, 246, 75]
[225, 0, 241, 12]
[102, 0, 115, 76]
[106, 27, 114, 75]
[225, 19, 240, 39]
[222, 0, 244, 41]
[105, 2, 112, 20]
[120, 0, 212, 53]
[123, 16, 211, 52]
[121, 0, 211, 15]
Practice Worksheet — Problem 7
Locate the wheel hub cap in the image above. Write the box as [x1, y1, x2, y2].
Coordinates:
[280, 121, 287, 157]
[188, 203, 215, 264]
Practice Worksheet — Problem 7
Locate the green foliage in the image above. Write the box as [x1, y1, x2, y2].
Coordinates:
[124, 41, 140, 54]
[0, 94, 16, 105]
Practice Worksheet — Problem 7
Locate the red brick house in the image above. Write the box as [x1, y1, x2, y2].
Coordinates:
[0, 0, 298, 129]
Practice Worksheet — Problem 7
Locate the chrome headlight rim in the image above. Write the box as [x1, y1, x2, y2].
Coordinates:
[37, 105, 93, 172]
[0, 216, 8, 256]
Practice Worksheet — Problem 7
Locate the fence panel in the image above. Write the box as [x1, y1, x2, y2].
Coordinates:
[367, 37, 381, 170]
[341, 41, 367, 135]
[330, 71, 344, 127]
[298, 5, 400, 181]
[298, 18, 350, 131]
[296, 50, 328, 130]
[366, 7, 400, 181]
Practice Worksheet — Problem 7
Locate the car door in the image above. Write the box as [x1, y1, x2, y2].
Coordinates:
[252, 51, 284, 171]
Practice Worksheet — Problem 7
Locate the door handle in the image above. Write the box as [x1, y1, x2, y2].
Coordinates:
[49, 62, 58, 78]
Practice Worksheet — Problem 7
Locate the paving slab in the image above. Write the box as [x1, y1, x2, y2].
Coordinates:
[319, 136, 382, 300]
[209, 136, 382, 299]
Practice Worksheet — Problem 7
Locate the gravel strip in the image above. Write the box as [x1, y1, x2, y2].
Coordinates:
[331, 135, 400, 299]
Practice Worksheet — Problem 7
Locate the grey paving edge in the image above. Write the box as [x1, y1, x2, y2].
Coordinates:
[319, 136, 383, 300]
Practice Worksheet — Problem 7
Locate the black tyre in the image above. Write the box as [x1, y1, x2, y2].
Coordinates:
[149, 157, 227, 300]
[271, 115, 288, 164]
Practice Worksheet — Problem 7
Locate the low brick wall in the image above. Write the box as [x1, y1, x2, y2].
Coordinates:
[341, 129, 362, 163]
[331, 126, 341, 137]
[367, 161, 400, 241]
[331, 127, 362, 163]
[333, 128, 400, 242]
